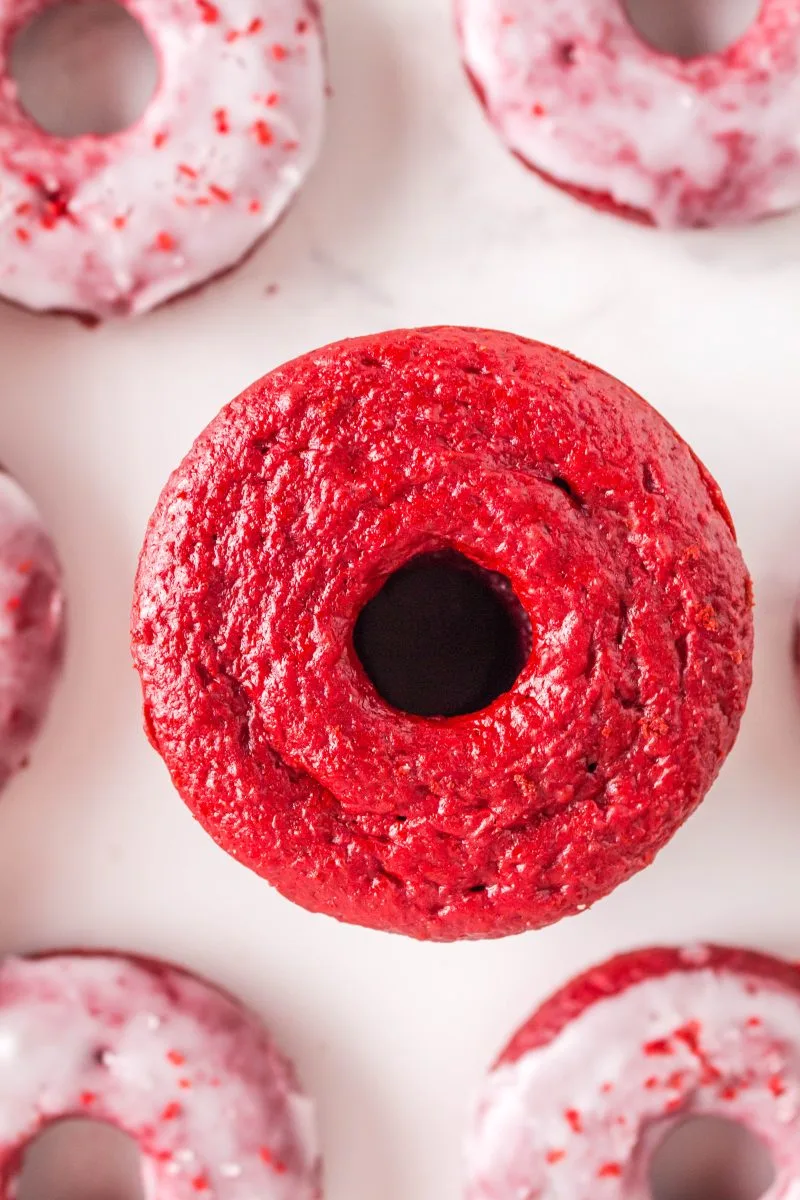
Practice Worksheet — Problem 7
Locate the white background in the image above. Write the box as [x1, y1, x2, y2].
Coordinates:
[1, 1, 799, 1197]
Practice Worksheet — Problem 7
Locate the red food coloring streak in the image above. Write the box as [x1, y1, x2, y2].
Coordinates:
[166, 1050, 186, 1066]
[644, 1038, 673, 1056]
[215, 108, 230, 135]
[769, 1075, 787, 1097]
[271, 44, 288, 61]
[179, 164, 199, 180]
[155, 232, 176, 253]
[196, 0, 219, 23]
[15, 228, 30, 244]
[546, 1149, 566, 1165]
[564, 1108, 582, 1134]
[153, 130, 169, 149]
[259, 1147, 288, 1173]
[251, 120, 274, 146]
[161, 1102, 182, 1120]
[598, 1163, 622, 1179]
[209, 184, 232, 203]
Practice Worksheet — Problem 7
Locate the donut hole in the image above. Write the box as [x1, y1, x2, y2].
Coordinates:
[649, 1115, 775, 1200]
[353, 550, 531, 718]
[622, 0, 762, 58]
[11, 1, 158, 137]
[16, 1119, 144, 1200]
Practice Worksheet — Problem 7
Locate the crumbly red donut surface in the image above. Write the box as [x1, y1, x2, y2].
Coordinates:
[0, 1, 325, 319]
[456, 0, 800, 227]
[466, 945, 800, 1197]
[0, 952, 319, 1199]
[0, 471, 64, 791]
[131, 327, 753, 941]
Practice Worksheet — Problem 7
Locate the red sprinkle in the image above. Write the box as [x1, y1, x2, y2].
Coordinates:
[266, 92, 280, 107]
[80, 1091, 97, 1106]
[161, 1101, 182, 1120]
[214, 108, 230, 135]
[179, 164, 199, 180]
[251, 120, 274, 146]
[644, 1038, 673, 1056]
[598, 1163, 622, 1179]
[191, 1174, 209, 1192]
[178, 1077, 192, 1089]
[209, 184, 232, 203]
[112, 215, 127, 230]
[271, 43, 288, 61]
[249, 199, 263, 213]
[166, 1049, 186, 1066]
[769, 1075, 787, 1097]
[259, 1147, 287, 1173]
[746, 1017, 763, 1029]
[155, 231, 176, 253]
[248, 17, 264, 34]
[565, 1108, 583, 1135]
[546, 1149, 566, 1164]
[15, 228, 30, 244]
[296, 18, 309, 34]
[196, 0, 219, 23]
[644, 1076, 659, 1090]
[153, 130, 169, 149]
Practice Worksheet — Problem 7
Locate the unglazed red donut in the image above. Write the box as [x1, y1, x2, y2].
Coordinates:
[0, 470, 64, 791]
[131, 327, 753, 942]
[0, 1, 325, 320]
[0, 952, 320, 1198]
[466, 945, 800, 1197]
[455, 0, 800, 227]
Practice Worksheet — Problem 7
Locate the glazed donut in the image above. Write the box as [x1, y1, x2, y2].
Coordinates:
[0, 951, 320, 1198]
[0, 1, 325, 320]
[131, 327, 753, 941]
[455, 0, 800, 227]
[465, 945, 800, 1197]
[0, 470, 64, 791]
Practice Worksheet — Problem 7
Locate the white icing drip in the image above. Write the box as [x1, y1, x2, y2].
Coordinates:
[0, 954, 320, 1200]
[456, 0, 800, 226]
[0, 0, 326, 318]
[466, 957, 800, 1198]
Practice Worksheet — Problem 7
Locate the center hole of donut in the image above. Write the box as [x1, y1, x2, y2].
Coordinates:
[622, 0, 761, 58]
[11, 1, 158, 137]
[353, 550, 530, 718]
[649, 1115, 775, 1200]
[17, 1119, 144, 1200]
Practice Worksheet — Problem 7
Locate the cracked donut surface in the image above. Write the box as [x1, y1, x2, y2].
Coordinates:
[131, 327, 753, 940]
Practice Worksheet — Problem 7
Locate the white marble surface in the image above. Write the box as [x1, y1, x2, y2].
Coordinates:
[0, 1, 799, 1197]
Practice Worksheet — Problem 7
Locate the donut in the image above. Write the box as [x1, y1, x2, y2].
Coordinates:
[0, 951, 320, 1198]
[465, 944, 800, 1197]
[0, 1, 326, 320]
[131, 326, 753, 941]
[0, 470, 64, 791]
[455, 0, 800, 227]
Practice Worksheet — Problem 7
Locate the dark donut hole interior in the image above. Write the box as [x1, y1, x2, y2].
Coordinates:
[354, 550, 531, 718]
[11, 1, 158, 138]
[17, 1119, 144, 1200]
[622, 0, 761, 58]
[649, 1115, 775, 1200]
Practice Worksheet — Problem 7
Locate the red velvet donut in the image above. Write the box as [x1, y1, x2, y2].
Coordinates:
[131, 327, 753, 941]
[0, 951, 319, 1198]
[466, 945, 800, 1197]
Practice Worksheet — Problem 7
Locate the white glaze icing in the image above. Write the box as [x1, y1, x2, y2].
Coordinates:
[456, 0, 800, 226]
[0, 471, 63, 791]
[0, 954, 320, 1199]
[466, 953, 800, 1198]
[0, 0, 326, 318]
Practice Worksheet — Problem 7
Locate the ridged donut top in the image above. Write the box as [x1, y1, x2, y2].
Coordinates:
[132, 327, 753, 940]
[456, 0, 800, 226]
[0, 0, 325, 318]
[466, 946, 800, 1198]
[0, 471, 64, 791]
[0, 953, 319, 1199]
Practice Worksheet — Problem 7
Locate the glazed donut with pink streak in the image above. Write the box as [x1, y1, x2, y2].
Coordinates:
[0, 952, 320, 1198]
[455, 0, 800, 227]
[0, 1, 325, 320]
[0, 470, 63, 792]
[466, 945, 800, 1198]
